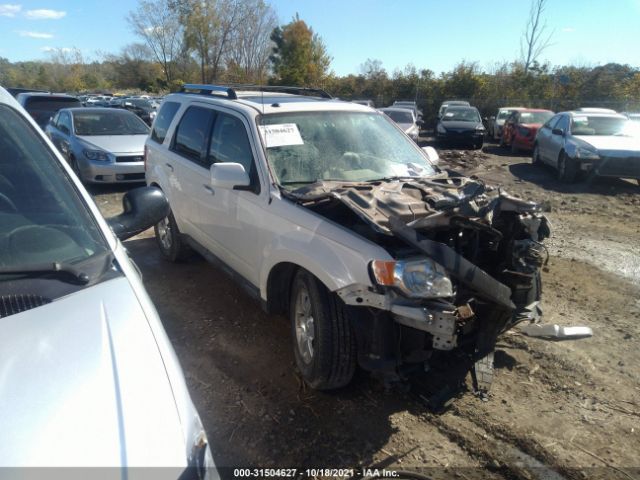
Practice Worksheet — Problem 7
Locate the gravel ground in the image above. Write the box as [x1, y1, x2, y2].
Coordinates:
[90, 137, 640, 479]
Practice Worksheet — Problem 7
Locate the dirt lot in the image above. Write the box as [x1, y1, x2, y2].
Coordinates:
[91, 138, 640, 479]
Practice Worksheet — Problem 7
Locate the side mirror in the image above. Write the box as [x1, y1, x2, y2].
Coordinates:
[552, 128, 564, 136]
[422, 146, 440, 166]
[417, 119, 424, 127]
[107, 186, 170, 241]
[210, 162, 250, 190]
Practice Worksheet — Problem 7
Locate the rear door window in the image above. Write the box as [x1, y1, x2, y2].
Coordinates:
[171, 106, 215, 166]
[24, 97, 82, 127]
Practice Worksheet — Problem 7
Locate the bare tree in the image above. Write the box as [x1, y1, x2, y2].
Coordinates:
[226, 0, 277, 83]
[127, 0, 185, 85]
[520, 0, 554, 74]
[177, 0, 243, 83]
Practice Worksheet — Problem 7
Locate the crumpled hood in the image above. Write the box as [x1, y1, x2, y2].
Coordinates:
[286, 171, 541, 235]
[78, 135, 147, 155]
[575, 135, 640, 154]
[0, 277, 187, 467]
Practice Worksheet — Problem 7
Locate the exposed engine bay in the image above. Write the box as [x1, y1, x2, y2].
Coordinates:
[282, 170, 551, 390]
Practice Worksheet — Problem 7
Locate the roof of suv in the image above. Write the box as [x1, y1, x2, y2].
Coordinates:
[167, 89, 374, 116]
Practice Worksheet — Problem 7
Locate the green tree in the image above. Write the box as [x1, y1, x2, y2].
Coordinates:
[270, 14, 331, 86]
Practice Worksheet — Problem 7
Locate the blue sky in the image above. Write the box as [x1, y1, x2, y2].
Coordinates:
[1, 0, 639, 75]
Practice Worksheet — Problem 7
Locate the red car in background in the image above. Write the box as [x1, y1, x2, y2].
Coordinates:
[501, 109, 554, 153]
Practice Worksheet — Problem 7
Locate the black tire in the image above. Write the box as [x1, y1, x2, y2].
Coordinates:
[69, 155, 82, 180]
[289, 269, 356, 390]
[154, 209, 191, 262]
[532, 144, 542, 165]
[557, 152, 577, 183]
[473, 140, 483, 150]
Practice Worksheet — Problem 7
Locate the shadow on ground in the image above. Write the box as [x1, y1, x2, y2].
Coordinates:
[508, 162, 639, 195]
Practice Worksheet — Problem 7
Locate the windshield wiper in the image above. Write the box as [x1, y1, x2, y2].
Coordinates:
[0, 261, 91, 284]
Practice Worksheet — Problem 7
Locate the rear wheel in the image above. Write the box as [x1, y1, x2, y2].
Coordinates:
[557, 152, 577, 183]
[154, 209, 192, 262]
[290, 269, 356, 390]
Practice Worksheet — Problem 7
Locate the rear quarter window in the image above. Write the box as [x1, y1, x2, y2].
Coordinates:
[151, 101, 180, 144]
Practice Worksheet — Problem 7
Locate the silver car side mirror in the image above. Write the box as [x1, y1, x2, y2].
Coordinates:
[422, 146, 440, 166]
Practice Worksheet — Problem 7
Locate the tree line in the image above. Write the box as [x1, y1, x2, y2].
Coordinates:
[0, 0, 638, 122]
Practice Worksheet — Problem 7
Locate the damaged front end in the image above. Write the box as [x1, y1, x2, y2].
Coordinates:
[284, 171, 551, 390]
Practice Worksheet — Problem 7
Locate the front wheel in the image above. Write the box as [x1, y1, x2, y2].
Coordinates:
[557, 153, 577, 183]
[532, 144, 542, 165]
[290, 270, 356, 390]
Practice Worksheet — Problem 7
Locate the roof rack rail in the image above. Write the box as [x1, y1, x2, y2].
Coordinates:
[180, 84, 238, 99]
[180, 83, 332, 100]
[229, 84, 332, 99]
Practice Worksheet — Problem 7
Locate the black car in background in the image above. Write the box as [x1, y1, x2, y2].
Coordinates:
[435, 106, 486, 149]
[15, 92, 82, 129]
[110, 97, 156, 125]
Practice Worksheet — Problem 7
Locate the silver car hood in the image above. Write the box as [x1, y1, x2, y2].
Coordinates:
[78, 135, 147, 154]
[575, 135, 640, 154]
[0, 277, 187, 467]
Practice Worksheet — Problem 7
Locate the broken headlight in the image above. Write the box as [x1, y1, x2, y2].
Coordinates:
[371, 259, 453, 298]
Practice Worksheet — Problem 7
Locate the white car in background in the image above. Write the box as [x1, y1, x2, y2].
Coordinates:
[487, 106, 524, 140]
[379, 107, 421, 142]
[0, 86, 216, 477]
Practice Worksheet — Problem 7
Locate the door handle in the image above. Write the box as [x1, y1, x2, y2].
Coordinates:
[203, 184, 215, 195]
[165, 163, 174, 172]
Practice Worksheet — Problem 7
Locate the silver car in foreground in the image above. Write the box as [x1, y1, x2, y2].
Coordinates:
[533, 110, 640, 184]
[46, 107, 148, 184]
[0, 87, 215, 476]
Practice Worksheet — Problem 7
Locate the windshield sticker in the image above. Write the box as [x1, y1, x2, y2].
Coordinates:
[444, 112, 455, 117]
[259, 123, 304, 148]
[573, 116, 588, 123]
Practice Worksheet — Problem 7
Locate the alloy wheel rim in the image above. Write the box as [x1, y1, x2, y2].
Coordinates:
[157, 217, 172, 250]
[294, 286, 315, 364]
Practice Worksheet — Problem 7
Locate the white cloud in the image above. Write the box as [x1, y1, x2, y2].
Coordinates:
[562, 27, 576, 33]
[25, 9, 66, 20]
[19, 30, 53, 39]
[0, 4, 21, 17]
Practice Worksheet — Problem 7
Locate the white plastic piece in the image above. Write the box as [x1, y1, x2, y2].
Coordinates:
[520, 323, 593, 340]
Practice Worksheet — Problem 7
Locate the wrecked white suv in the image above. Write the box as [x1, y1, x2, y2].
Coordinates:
[145, 85, 551, 391]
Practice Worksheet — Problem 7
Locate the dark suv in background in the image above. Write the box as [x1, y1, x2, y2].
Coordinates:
[15, 92, 82, 129]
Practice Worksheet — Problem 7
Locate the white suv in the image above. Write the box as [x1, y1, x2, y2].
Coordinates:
[145, 84, 551, 391]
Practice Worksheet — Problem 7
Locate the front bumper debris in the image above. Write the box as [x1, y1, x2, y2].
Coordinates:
[519, 323, 593, 340]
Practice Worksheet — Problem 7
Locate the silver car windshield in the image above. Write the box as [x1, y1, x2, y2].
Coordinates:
[260, 111, 435, 186]
[571, 115, 638, 136]
[73, 110, 150, 136]
[0, 105, 108, 271]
